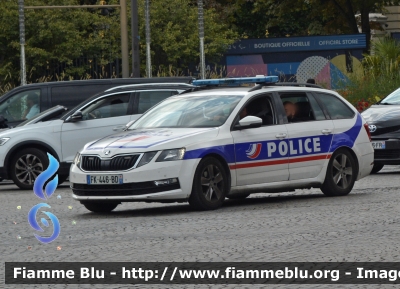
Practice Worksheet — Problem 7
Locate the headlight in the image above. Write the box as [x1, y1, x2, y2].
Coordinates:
[73, 152, 81, 165]
[136, 151, 157, 167]
[0, 137, 10, 146]
[156, 148, 185, 162]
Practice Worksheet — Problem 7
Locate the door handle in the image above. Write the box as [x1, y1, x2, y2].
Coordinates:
[113, 125, 125, 131]
[321, 129, 333, 135]
[275, 133, 287, 139]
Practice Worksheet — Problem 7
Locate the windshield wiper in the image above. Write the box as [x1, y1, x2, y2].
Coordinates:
[380, 102, 394, 105]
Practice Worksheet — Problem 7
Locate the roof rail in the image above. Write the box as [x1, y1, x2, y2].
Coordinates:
[192, 76, 279, 86]
[105, 83, 195, 92]
[248, 81, 323, 92]
[272, 82, 323, 88]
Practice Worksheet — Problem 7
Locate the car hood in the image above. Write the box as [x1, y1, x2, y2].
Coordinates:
[361, 105, 400, 123]
[82, 127, 219, 156]
[362, 105, 400, 139]
[0, 119, 62, 138]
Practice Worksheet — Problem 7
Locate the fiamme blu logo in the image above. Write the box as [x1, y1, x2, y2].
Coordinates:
[28, 153, 60, 243]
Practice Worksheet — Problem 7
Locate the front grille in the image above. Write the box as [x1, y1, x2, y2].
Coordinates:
[80, 154, 140, 171]
[374, 150, 400, 159]
[71, 181, 180, 196]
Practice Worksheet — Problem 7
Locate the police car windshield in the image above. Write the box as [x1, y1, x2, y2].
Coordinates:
[381, 88, 400, 104]
[129, 95, 243, 129]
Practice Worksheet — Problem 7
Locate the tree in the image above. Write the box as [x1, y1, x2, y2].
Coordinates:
[0, 0, 122, 85]
[134, 0, 237, 73]
[240, 0, 400, 51]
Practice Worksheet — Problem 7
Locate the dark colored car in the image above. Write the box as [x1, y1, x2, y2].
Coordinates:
[0, 77, 193, 128]
[362, 88, 400, 173]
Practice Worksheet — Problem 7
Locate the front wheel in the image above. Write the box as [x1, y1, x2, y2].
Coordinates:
[321, 149, 357, 197]
[10, 148, 48, 190]
[189, 157, 229, 210]
[83, 202, 119, 213]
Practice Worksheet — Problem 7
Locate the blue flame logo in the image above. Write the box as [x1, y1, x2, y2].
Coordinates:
[28, 153, 60, 244]
[33, 153, 59, 200]
[28, 203, 60, 243]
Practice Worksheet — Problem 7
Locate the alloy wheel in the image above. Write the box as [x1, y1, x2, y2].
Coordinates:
[201, 164, 224, 202]
[15, 154, 43, 185]
[332, 153, 353, 189]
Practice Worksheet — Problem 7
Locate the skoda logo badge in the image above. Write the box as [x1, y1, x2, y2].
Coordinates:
[104, 150, 111, 155]
[369, 125, 377, 133]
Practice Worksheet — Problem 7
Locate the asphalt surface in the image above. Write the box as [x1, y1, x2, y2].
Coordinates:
[2, 166, 400, 289]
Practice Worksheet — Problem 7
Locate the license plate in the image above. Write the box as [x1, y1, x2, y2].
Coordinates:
[87, 175, 123, 185]
[372, 141, 386, 149]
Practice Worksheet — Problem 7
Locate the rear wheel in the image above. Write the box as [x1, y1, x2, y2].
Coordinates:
[83, 202, 119, 213]
[371, 164, 384, 174]
[189, 157, 229, 210]
[321, 149, 357, 197]
[10, 148, 48, 190]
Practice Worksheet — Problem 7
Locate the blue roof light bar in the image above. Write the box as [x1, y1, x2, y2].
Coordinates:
[192, 76, 279, 86]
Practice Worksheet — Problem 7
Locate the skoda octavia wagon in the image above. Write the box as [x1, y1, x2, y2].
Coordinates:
[70, 76, 374, 212]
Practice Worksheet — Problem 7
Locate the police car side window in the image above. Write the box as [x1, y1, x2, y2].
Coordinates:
[240, 96, 275, 126]
[280, 93, 322, 123]
[315, 93, 355, 119]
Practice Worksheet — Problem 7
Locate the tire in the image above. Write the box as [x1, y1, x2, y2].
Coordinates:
[227, 194, 250, 199]
[83, 202, 119, 213]
[10, 148, 49, 190]
[321, 148, 357, 197]
[189, 157, 229, 210]
[371, 164, 384, 174]
[58, 174, 69, 184]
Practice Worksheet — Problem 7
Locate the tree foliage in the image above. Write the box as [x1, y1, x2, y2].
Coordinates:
[135, 0, 237, 73]
[0, 0, 237, 85]
[230, 0, 400, 50]
[0, 0, 123, 84]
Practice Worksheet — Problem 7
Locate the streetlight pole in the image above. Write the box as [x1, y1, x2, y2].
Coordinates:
[145, 0, 152, 78]
[119, 0, 129, 78]
[18, 0, 26, 86]
[131, 0, 140, 77]
[197, 0, 205, 79]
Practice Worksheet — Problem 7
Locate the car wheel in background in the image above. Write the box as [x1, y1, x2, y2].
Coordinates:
[371, 164, 384, 174]
[321, 148, 357, 197]
[189, 157, 229, 210]
[10, 148, 48, 190]
[83, 202, 119, 213]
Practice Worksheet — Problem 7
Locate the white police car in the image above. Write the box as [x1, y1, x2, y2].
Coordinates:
[70, 76, 374, 212]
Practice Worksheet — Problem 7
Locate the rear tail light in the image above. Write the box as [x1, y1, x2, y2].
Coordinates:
[364, 123, 372, 141]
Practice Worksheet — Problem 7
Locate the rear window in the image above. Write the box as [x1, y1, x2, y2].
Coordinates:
[137, 90, 176, 114]
[51, 85, 111, 109]
[315, 93, 355, 119]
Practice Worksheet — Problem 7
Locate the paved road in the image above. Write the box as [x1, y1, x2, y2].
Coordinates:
[2, 166, 400, 289]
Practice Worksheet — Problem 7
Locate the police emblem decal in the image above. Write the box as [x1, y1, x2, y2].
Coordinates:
[246, 143, 262, 159]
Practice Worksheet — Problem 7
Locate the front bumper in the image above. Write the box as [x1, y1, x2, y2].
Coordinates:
[71, 181, 185, 202]
[69, 158, 199, 202]
[372, 139, 400, 165]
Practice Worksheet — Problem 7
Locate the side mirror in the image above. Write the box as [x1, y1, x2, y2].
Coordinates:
[235, 116, 262, 130]
[69, 111, 83, 122]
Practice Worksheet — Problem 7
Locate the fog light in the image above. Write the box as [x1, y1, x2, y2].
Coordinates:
[154, 178, 178, 186]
